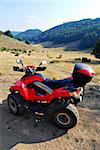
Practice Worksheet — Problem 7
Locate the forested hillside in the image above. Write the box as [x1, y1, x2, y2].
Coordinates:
[2, 18, 100, 50]
[15, 29, 42, 43]
[37, 18, 100, 49]
[11, 31, 22, 36]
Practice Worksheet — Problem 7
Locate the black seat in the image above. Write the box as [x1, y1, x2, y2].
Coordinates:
[43, 77, 73, 89]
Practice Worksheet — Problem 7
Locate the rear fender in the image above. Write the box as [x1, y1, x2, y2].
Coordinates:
[66, 104, 79, 121]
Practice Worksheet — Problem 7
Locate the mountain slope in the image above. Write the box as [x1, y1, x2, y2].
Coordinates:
[0, 30, 4, 36]
[11, 31, 22, 36]
[37, 18, 100, 49]
[0, 35, 34, 50]
[15, 29, 42, 42]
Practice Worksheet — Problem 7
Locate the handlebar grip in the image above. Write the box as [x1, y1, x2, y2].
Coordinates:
[36, 66, 46, 71]
[19, 68, 24, 72]
[13, 66, 24, 72]
[13, 66, 20, 71]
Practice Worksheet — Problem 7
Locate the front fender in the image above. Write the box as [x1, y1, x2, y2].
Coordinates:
[10, 81, 29, 100]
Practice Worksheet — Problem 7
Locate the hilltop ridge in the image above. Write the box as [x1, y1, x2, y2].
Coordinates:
[10, 18, 100, 49]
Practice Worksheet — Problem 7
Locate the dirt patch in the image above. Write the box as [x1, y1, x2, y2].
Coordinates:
[0, 99, 67, 150]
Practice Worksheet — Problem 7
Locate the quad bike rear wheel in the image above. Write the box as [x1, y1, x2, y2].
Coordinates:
[52, 104, 79, 129]
[8, 93, 25, 115]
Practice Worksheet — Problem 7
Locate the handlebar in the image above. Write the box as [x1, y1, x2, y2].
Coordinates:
[13, 66, 46, 74]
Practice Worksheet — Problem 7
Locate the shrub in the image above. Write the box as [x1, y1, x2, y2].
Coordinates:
[0, 47, 9, 52]
[0, 47, 6, 51]
[23, 50, 29, 53]
[11, 51, 15, 54]
[50, 60, 60, 64]
[25, 40, 30, 44]
[47, 54, 52, 58]
[15, 52, 19, 56]
[82, 57, 91, 62]
[29, 50, 31, 53]
[74, 58, 81, 61]
[56, 54, 62, 59]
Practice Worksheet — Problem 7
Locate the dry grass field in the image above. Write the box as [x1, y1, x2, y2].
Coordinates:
[0, 38, 100, 150]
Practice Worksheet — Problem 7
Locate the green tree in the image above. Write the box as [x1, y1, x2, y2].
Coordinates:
[92, 39, 100, 58]
[25, 40, 30, 44]
[4, 30, 13, 38]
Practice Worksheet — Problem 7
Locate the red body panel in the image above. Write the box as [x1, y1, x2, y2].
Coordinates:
[10, 74, 81, 103]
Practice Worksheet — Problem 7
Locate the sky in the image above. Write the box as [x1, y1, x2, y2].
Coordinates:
[0, 0, 100, 32]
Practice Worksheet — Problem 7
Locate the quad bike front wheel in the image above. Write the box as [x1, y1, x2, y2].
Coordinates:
[52, 104, 79, 129]
[8, 94, 25, 115]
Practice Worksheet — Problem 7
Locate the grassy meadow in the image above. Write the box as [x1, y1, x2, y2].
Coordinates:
[0, 43, 100, 81]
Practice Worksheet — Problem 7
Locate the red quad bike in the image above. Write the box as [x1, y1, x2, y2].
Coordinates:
[7, 59, 95, 129]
